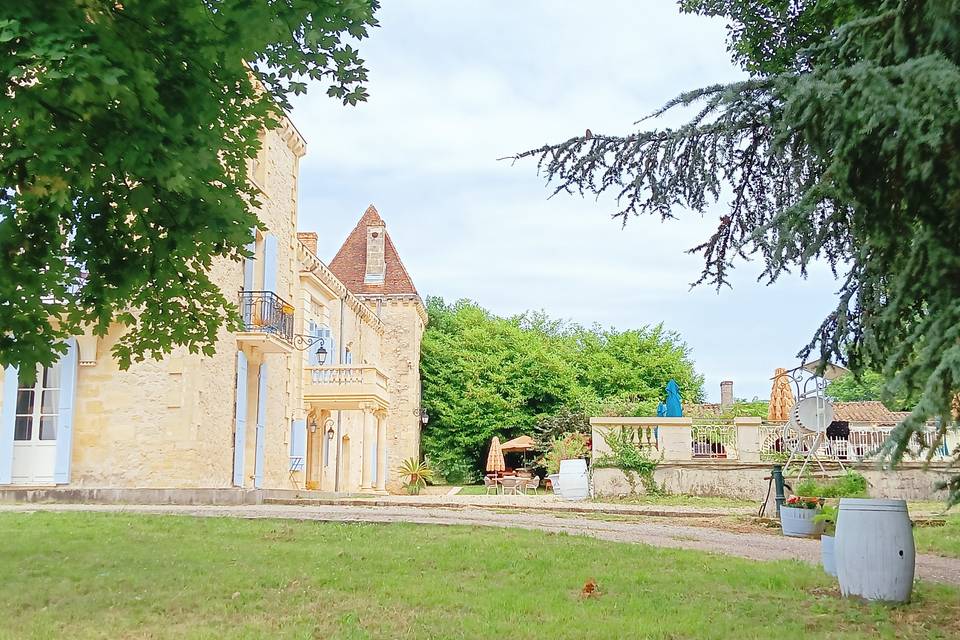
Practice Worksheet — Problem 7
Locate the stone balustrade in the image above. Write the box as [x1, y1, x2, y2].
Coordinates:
[590, 416, 959, 464]
[305, 365, 389, 390]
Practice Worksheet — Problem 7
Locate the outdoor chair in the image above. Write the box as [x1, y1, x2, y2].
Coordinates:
[288, 456, 305, 489]
[500, 477, 521, 496]
[524, 476, 540, 495]
[483, 476, 499, 495]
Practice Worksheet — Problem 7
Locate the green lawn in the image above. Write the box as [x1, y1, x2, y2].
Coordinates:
[1, 513, 958, 639]
[915, 514, 960, 559]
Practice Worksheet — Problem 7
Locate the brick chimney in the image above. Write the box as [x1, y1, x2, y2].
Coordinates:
[297, 231, 318, 256]
[720, 380, 734, 410]
[363, 221, 386, 284]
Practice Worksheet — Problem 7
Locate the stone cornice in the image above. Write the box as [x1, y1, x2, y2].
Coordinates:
[278, 113, 307, 158]
[355, 293, 429, 326]
[297, 242, 384, 334]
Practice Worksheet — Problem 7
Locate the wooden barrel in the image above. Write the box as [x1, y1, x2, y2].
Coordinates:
[558, 459, 589, 501]
[835, 498, 915, 602]
[821, 535, 837, 577]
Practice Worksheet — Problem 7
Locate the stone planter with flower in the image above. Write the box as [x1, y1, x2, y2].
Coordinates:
[780, 495, 825, 538]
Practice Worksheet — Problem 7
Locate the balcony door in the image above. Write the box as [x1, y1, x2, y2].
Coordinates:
[1, 339, 78, 486]
[11, 363, 61, 484]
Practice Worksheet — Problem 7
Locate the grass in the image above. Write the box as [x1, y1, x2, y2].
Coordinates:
[2, 513, 959, 639]
[915, 514, 960, 559]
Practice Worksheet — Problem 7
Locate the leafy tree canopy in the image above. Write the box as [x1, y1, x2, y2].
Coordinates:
[826, 370, 918, 411]
[515, 0, 960, 504]
[1, 1, 379, 374]
[420, 297, 703, 482]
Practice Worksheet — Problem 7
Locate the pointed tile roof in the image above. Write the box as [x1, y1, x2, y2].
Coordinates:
[329, 204, 419, 296]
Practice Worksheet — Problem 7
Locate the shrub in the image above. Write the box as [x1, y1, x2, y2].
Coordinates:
[593, 428, 661, 495]
[532, 408, 591, 454]
[794, 471, 868, 499]
[540, 433, 590, 475]
[814, 504, 839, 535]
[430, 455, 481, 485]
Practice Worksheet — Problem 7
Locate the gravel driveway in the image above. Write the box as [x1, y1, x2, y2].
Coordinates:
[3, 502, 958, 587]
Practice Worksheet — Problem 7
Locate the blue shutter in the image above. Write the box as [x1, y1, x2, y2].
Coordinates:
[0, 366, 18, 485]
[233, 351, 248, 487]
[263, 234, 278, 294]
[290, 418, 307, 459]
[242, 234, 256, 328]
[254, 363, 268, 488]
[326, 328, 338, 365]
[53, 339, 78, 484]
[307, 321, 317, 366]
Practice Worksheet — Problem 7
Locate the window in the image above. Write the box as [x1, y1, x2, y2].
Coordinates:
[15, 364, 60, 442]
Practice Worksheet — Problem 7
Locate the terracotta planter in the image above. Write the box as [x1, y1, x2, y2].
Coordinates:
[780, 505, 825, 538]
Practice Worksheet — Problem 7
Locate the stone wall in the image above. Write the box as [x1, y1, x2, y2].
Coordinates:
[9, 121, 307, 491]
[592, 463, 952, 501]
[369, 297, 425, 491]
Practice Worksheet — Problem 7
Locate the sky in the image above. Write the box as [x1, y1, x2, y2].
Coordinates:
[290, 1, 841, 403]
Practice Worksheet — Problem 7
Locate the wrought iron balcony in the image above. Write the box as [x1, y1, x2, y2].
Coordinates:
[238, 290, 294, 344]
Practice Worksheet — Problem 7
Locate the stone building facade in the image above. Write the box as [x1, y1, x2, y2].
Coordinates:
[327, 206, 428, 491]
[0, 116, 425, 494]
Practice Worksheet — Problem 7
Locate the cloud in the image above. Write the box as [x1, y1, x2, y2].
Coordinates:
[290, 1, 842, 402]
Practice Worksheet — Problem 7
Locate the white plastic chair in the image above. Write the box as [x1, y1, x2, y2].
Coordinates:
[500, 477, 520, 495]
[524, 476, 540, 495]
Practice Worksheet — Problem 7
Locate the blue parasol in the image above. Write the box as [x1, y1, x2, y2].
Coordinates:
[664, 379, 683, 417]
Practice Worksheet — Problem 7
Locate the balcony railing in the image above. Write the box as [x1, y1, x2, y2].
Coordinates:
[305, 365, 389, 390]
[239, 290, 294, 343]
[691, 423, 738, 459]
[592, 417, 958, 464]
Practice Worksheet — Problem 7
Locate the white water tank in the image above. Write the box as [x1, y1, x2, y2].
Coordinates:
[558, 459, 589, 501]
[835, 498, 915, 602]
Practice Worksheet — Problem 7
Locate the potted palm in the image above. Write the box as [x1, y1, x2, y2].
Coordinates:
[780, 495, 825, 538]
[398, 457, 434, 495]
[814, 504, 838, 576]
